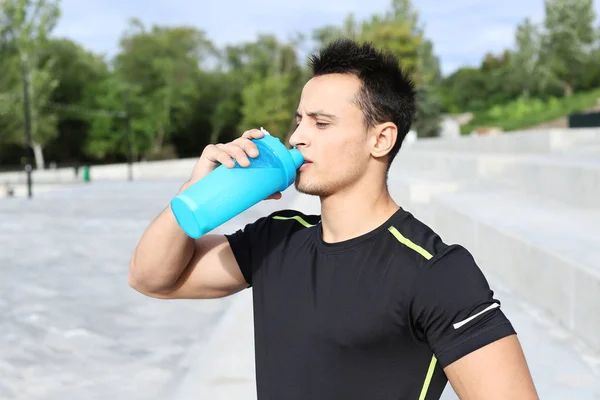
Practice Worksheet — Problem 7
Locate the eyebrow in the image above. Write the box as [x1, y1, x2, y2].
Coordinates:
[294, 110, 337, 120]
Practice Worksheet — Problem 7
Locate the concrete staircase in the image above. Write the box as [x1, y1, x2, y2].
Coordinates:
[389, 128, 600, 355]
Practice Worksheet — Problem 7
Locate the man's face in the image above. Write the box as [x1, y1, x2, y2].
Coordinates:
[289, 73, 372, 197]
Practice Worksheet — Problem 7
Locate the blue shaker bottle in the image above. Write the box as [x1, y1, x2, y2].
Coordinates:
[170, 133, 304, 239]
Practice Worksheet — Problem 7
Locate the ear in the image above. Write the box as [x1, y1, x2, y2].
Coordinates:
[370, 123, 397, 159]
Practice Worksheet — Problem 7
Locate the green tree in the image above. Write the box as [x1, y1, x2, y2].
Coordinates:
[208, 69, 243, 144]
[543, 0, 596, 96]
[114, 19, 214, 159]
[413, 86, 441, 138]
[171, 70, 228, 158]
[511, 18, 542, 98]
[387, 0, 420, 32]
[439, 67, 488, 112]
[78, 75, 129, 161]
[418, 39, 441, 86]
[0, 0, 61, 168]
[481, 50, 510, 72]
[310, 0, 442, 138]
[413, 38, 443, 137]
[0, 49, 21, 145]
[362, 0, 442, 138]
[41, 38, 110, 163]
[239, 73, 296, 136]
[360, 16, 422, 77]
[216, 35, 303, 140]
[579, 22, 600, 90]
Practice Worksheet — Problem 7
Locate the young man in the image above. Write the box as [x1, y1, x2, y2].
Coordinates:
[128, 39, 539, 399]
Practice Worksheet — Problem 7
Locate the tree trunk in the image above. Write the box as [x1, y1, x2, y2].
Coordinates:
[32, 141, 44, 170]
[209, 129, 221, 145]
[154, 125, 164, 154]
[563, 81, 573, 97]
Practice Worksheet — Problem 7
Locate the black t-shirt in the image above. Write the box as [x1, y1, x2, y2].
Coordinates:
[225, 208, 516, 400]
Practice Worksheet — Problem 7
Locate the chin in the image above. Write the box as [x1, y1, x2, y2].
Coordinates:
[294, 176, 334, 197]
[295, 177, 319, 196]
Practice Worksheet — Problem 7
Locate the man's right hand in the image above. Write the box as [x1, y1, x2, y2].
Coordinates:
[183, 128, 282, 200]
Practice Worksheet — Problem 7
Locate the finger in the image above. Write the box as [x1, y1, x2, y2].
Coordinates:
[234, 137, 260, 158]
[241, 128, 265, 140]
[208, 144, 235, 168]
[203, 144, 231, 168]
[220, 143, 251, 167]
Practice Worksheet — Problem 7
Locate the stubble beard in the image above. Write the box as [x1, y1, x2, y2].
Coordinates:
[294, 168, 359, 198]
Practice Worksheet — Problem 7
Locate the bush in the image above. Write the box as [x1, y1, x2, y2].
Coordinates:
[461, 88, 600, 134]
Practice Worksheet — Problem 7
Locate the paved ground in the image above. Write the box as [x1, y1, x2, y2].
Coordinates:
[1, 181, 599, 399]
[0, 181, 235, 400]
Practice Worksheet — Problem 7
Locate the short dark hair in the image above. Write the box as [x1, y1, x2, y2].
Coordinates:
[308, 38, 416, 168]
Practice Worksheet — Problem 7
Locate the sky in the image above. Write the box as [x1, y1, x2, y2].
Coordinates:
[52, 0, 600, 77]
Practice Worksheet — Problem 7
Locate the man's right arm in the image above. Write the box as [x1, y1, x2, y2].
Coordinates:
[128, 129, 281, 300]
[128, 198, 248, 299]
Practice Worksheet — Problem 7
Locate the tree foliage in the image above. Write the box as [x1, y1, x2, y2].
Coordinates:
[0, 0, 60, 167]
[2, 0, 599, 167]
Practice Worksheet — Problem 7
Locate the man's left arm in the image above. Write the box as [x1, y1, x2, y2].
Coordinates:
[409, 245, 538, 399]
[444, 335, 538, 399]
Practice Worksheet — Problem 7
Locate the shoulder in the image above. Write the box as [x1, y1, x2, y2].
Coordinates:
[385, 209, 451, 268]
[389, 211, 483, 281]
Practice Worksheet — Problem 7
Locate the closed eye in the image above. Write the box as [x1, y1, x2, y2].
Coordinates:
[316, 122, 329, 128]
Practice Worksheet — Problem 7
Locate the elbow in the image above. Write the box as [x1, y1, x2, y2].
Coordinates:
[127, 255, 149, 294]
[127, 253, 174, 298]
[128, 270, 174, 298]
[127, 267, 147, 294]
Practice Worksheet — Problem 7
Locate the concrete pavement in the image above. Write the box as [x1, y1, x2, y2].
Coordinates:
[0, 181, 233, 400]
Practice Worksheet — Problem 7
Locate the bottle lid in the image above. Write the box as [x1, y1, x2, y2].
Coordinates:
[255, 134, 304, 189]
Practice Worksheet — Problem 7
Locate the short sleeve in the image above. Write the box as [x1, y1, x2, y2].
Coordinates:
[408, 245, 516, 368]
[224, 215, 272, 287]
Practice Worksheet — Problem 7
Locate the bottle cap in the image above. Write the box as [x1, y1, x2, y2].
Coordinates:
[255, 135, 304, 189]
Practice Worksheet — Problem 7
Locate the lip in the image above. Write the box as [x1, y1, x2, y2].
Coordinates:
[299, 161, 312, 171]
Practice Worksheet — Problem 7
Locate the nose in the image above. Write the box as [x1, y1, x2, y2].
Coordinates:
[289, 123, 308, 149]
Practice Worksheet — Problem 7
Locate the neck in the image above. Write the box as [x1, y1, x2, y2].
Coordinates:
[318, 175, 400, 244]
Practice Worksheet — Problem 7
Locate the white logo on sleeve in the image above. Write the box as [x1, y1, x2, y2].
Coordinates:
[453, 303, 500, 330]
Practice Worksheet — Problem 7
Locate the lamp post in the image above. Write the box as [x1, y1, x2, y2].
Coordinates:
[125, 92, 133, 181]
[21, 53, 33, 199]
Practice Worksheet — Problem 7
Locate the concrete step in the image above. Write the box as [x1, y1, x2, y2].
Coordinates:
[387, 172, 466, 224]
[487, 154, 600, 208]
[395, 149, 501, 180]
[409, 128, 600, 154]
[552, 142, 600, 161]
[422, 185, 600, 354]
[394, 150, 600, 209]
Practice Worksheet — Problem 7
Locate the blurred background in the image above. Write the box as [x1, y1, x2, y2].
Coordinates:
[1, 0, 600, 399]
